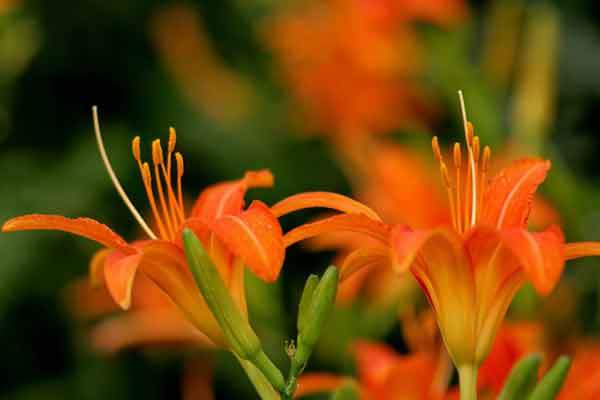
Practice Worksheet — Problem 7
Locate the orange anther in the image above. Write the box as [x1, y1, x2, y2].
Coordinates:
[168, 127, 176, 153]
[453, 143, 462, 168]
[432, 136, 443, 162]
[175, 152, 184, 177]
[152, 139, 164, 165]
[466, 122, 474, 145]
[473, 136, 480, 162]
[132, 136, 141, 162]
[481, 146, 491, 172]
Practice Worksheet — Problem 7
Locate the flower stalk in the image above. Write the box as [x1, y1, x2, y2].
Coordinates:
[458, 365, 478, 400]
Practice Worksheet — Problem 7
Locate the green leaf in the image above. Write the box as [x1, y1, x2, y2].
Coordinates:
[528, 356, 571, 400]
[498, 353, 542, 400]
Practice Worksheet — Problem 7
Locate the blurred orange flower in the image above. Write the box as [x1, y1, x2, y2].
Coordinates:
[68, 275, 215, 400]
[478, 322, 544, 395]
[2, 117, 284, 349]
[296, 341, 450, 399]
[265, 0, 467, 143]
[273, 100, 600, 377]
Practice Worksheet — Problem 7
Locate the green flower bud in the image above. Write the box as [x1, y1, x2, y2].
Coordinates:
[182, 229, 285, 391]
[498, 353, 542, 400]
[294, 266, 339, 370]
[297, 274, 319, 333]
[528, 356, 571, 400]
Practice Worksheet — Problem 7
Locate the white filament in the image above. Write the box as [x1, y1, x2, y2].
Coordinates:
[458, 91, 477, 227]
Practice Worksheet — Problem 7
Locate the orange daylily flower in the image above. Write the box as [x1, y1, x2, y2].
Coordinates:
[2, 111, 285, 349]
[68, 274, 210, 352]
[307, 135, 561, 307]
[264, 0, 466, 143]
[273, 95, 600, 373]
[295, 341, 450, 399]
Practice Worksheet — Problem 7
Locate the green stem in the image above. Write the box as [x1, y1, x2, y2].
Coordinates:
[235, 354, 281, 400]
[458, 365, 478, 400]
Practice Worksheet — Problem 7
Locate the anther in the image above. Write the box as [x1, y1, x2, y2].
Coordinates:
[453, 143, 462, 168]
[168, 128, 177, 153]
[481, 146, 491, 172]
[132, 136, 141, 162]
[432, 136, 443, 162]
[142, 162, 152, 183]
[152, 139, 164, 165]
[473, 136, 480, 162]
[175, 152, 184, 176]
[466, 122, 474, 146]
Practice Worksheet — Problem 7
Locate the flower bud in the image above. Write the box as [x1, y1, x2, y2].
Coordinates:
[182, 229, 286, 391]
[529, 356, 571, 400]
[297, 274, 319, 333]
[294, 266, 339, 370]
[498, 353, 541, 400]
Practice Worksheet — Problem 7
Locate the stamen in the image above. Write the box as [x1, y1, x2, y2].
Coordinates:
[175, 152, 185, 215]
[472, 136, 480, 163]
[132, 136, 141, 163]
[479, 146, 491, 211]
[458, 91, 477, 228]
[453, 143, 463, 233]
[141, 162, 169, 239]
[92, 106, 157, 239]
[163, 128, 184, 224]
[439, 162, 457, 230]
[152, 139, 175, 240]
[432, 136, 443, 162]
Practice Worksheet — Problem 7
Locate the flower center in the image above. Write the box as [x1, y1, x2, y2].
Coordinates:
[431, 92, 491, 234]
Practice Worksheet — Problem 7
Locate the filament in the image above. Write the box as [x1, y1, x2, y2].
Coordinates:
[458, 91, 477, 227]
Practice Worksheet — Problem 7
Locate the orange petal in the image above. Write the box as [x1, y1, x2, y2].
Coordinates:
[104, 250, 144, 309]
[339, 246, 390, 281]
[564, 241, 600, 261]
[89, 248, 112, 288]
[2, 214, 133, 253]
[390, 225, 463, 274]
[191, 170, 274, 223]
[499, 225, 565, 295]
[295, 373, 347, 398]
[272, 191, 382, 221]
[134, 240, 224, 345]
[65, 278, 120, 319]
[480, 158, 551, 229]
[354, 341, 400, 387]
[212, 201, 284, 282]
[284, 214, 391, 248]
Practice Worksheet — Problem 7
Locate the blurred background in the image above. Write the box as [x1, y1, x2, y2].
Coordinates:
[2, 0, 600, 398]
